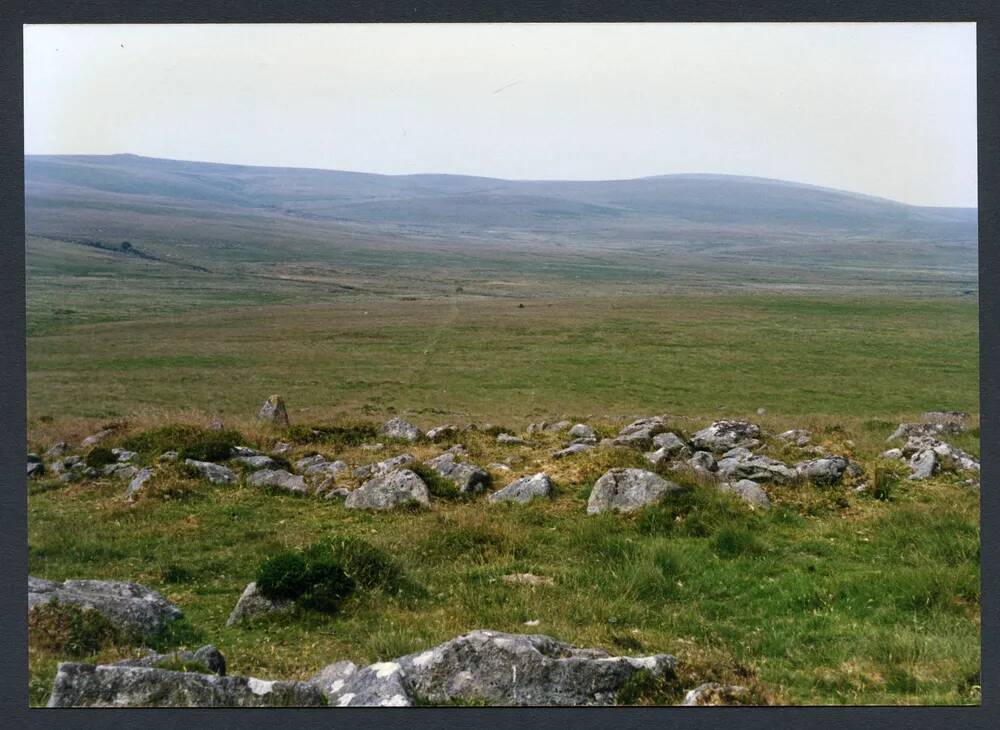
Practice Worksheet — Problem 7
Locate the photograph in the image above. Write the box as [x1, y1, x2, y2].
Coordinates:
[22, 22, 980, 707]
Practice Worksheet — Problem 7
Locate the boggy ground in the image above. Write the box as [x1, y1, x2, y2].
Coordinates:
[27, 410, 981, 706]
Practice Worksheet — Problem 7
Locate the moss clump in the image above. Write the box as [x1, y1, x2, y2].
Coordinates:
[408, 462, 463, 500]
[256, 547, 356, 614]
[28, 600, 125, 657]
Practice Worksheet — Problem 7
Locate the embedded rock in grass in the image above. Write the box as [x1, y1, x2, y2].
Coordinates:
[225, 581, 294, 627]
[249, 469, 307, 495]
[103, 463, 139, 479]
[690, 420, 762, 453]
[45, 441, 71, 458]
[305, 459, 349, 479]
[681, 682, 750, 706]
[587, 468, 683, 514]
[887, 421, 962, 442]
[795, 456, 849, 486]
[554, 443, 594, 459]
[380, 417, 423, 442]
[258, 395, 290, 428]
[114, 645, 227, 676]
[687, 451, 717, 473]
[231, 445, 259, 458]
[112, 448, 137, 463]
[125, 467, 155, 501]
[310, 660, 358, 700]
[27, 460, 45, 479]
[326, 661, 411, 707]
[272, 441, 292, 455]
[184, 459, 236, 485]
[502, 573, 554, 587]
[46, 663, 325, 707]
[426, 425, 459, 441]
[612, 416, 668, 448]
[651, 431, 691, 457]
[568, 423, 595, 440]
[234, 455, 281, 470]
[545, 420, 573, 433]
[295, 454, 327, 471]
[719, 479, 771, 509]
[900, 435, 979, 473]
[81, 429, 115, 447]
[908, 449, 938, 480]
[526, 422, 548, 435]
[394, 629, 677, 706]
[426, 452, 491, 494]
[28, 576, 182, 639]
[488, 473, 553, 504]
[497, 433, 527, 445]
[923, 411, 967, 425]
[353, 453, 415, 480]
[777, 429, 811, 447]
[158, 450, 179, 463]
[323, 487, 351, 500]
[716, 451, 796, 484]
[344, 469, 430, 510]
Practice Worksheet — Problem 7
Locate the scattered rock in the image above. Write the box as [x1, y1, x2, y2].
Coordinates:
[426, 425, 458, 441]
[719, 480, 771, 509]
[45, 442, 71, 458]
[47, 663, 325, 707]
[651, 431, 691, 457]
[158, 451, 179, 463]
[488, 463, 512, 473]
[887, 421, 962, 442]
[234, 455, 280, 470]
[923, 411, 967, 425]
[327, 661, 411, 707]
[394, 630, 676, 706]
[681, 682, 750, 706]
[249, 469, 307, 494]
[27, 460, 45, 479]
[716, 450, 796, 484]
[553, 443, 594, 459]
[125, 468, 155, 501]
[880, 448, 902, 460]
[690, 421, 761, 453]
[568, 423, 595, 440]
[353, 453, 415, 480]
[795, 456, 849, 486]
[29, 577, 182, 639]
[112, 448, 137, 463]
[226, 581, 294, 627]
[612, 416, 667, 448]
[587, 468, 683, 514]
[103, 463, 139, 479]
[497, 433, 527, 446]
[360, 442, 384, 451]
[324, 487, 351, 500]
[687, 450, 718, 474]
[114, 645, 227, 676]
[488, 473, 553, 504]
[258, 395, 290, 428]
[777, 429, 811, 447]
[545, 420, 573, 432]
[380, 417, 423, 442]
[231, 445, 259, 457]
[345, 469, 430, 510]
[81, 429, 115, 447]
[184, 459, 236, 485]
[272, 441, 292, 455]
[502, 573, 554, 587]
[426, 452, 491, 494]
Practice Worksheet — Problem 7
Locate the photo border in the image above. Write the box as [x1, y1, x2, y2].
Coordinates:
[1, 2, 996, 727]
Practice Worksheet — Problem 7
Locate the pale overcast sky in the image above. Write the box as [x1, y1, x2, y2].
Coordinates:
[24, 23, 977, 207]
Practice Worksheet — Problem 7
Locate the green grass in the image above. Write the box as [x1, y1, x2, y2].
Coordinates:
[26, 417, 980, 706]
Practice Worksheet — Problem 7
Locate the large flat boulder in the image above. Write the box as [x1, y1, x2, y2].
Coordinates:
[487, 473, 553, 504]
[28, 577, 182, 639]
[690, 421, 761, 453]
[587, 468, 683, 514]
[344, 469, 430, 510]
[47, 663, 325, 707]
[380, 417, 423, 442]
[716, 449, 796, 484]
[248, 469, 307, 494]
[184, 459, 236, 485]
[795, 456, 849, 486]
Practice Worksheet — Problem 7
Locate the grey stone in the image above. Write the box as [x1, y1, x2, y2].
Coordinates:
[777, 429, 811, 447]
[545, 420, 573, 433]
[327, 662, 411, 707]
[125, 468, 155, 501]
[103, 462, 138, 479]
[554, 443, 594, 459]
[45, 442, 71, 458]
[226, 582, 294, 627]
[81, 429, 114, 447]
[112, 448, 137, 463]
[426, 425, 459, 441]
[28, 577, 182, 638]
[380, 417, 423, 442]
[234, 455, 280, 470]
[184, 459, 236, 485]
[305, 459, 349, 479]
[345, 469, 430, 510]
[795, 456, 849, 486]
[249, 469, 307, 494]
[719, 480, 771, 509]
[651, 432, 691, 457]
[27, 461, 45, 478]
[353, 453, 415, 480]
[612, 417, 667, 448]
[295, 454, 327, 471]
[688, 451, 717, 472]
[908, 450, 938, 480]
[231, 446, 259, 457]
[587, 468, 683, 514]
[568, 423, 595, 440]
[690, 421, 762, 453]
[426, 452, 491, 494]
[323, 487, 351, 500]
[114, 645, 227, 676]
[395, 629, 676, 706]
[47, 663, 325, 707]
[310, 660, 358, 699]
[880, 448, 903, 460]
[681, 682, 750, 706]
[887, 421, 962, 442]
[488, 473, 553, 504]
[272, 442, 292, 455]
[158, 451, 179, 463]
[258, 395, 290, 428]
[497, 433, 527, 445]
[901, 435, 979, 473]
[716, 451, 796, 484]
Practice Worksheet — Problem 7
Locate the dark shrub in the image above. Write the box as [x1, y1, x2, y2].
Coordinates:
[256, 547, 356, 614]
[408, 463, 462, 500]
[312, 537, 405, 591]
[84, 447, 116, 468]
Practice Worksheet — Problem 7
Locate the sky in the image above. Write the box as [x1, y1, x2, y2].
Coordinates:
[23, 23, 977, 207]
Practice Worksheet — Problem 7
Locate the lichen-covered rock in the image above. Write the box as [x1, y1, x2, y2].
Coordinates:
[488, 473, 553, 504]
[81, 429, 115, 447]
[587, 468, 683, 514]
[114, 645, 227, 676]
[795, 456, 849, 486]
[45, 441, 71, 458]
[690, 421, 761, 453]
[719, 479, 771, 509]
[309, 660, 358, 700]
[568, 423, 595, 440]
[612, 416, 667, 448]
[225, 581, 294, 627]
[651, 431, 690, 456]
[258, 395, 290, 428]
[234, 455, 281, 470]
[687, 450, 718, 473]
[326, 662, 411, 707]
[777, 429, 811, 447]
[395, 629, 676, 706]
[497, 433, 527, 445]
[681, 682, 750, 706]
[426, 425, 458, 441]
[345, 469, 430, 510]
[353, 453, 415, 480]
[908, 449, 938, 480]
[47, 663, 326, 707]
[184, 459, 236, 485]
[426, 452, 490, 494]
[716, 451, 796, 484]
[380, 417, 423, 442]
[249, 469, 307, 494]
[887, 421, 962, 441]
[28, 577, 182, 639]
[553, 443, 594, 459]
[125, 468, 155, 501]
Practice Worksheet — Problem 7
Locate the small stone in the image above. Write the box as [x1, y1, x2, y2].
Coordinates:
[719, 479, 771, 509]
[258, 395, 290, 428]
[568, 423, 595, 440]
[380, 417, 423, 442]
[184, 459, 236, 485]
[226, 581, 294, 627]
[497, 433, 527, 446]
[682, 682, 750, 706]
[249, 469, 307, 494]
[488, 473, 553, 504]
[502, 573, 554, 587]
[125, 468, 155, 501]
